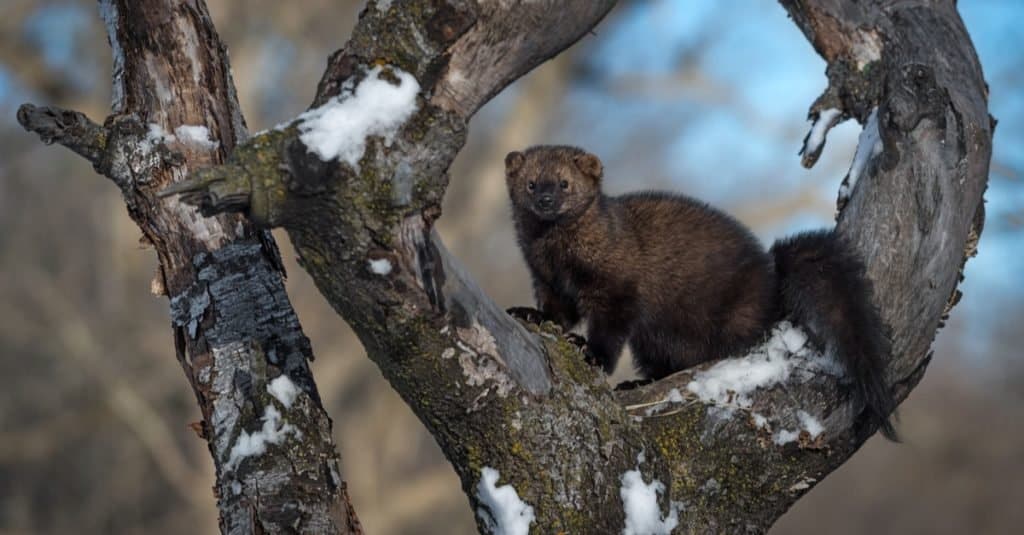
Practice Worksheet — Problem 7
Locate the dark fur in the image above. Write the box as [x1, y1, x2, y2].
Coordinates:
[771, 231, 897, 440]
[505, 145, 897, 440]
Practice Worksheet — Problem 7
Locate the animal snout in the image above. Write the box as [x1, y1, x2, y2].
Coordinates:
[537, 194, 555, 208]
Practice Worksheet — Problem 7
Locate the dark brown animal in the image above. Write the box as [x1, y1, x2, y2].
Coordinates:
[505, 145, 896, 440]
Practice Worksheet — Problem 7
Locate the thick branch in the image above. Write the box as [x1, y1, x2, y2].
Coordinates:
[20, 0, 362, 532]
[782, 0, 991, 386]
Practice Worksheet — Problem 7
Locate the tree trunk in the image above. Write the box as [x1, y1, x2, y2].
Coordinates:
[20, 0, 991, 533]
[17, 1, 361, 533]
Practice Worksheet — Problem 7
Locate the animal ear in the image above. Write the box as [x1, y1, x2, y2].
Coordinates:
[573, 152, 603, 181]
[505, 151, 525, 174]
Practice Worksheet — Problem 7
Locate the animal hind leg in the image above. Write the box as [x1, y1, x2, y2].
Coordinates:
[630, 327, 705, 380]
[585, 314, 630, 374]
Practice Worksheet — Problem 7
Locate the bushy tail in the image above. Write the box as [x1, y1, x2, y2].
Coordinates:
[770, 229, 898, 441]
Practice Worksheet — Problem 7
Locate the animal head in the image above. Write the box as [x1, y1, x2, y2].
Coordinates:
[504, 145, 603, 223]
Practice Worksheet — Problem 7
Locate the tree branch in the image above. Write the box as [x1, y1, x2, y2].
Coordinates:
[16, 104, 107, 168]
[147, 0, 995, 531]
[18, 0, 362, 532]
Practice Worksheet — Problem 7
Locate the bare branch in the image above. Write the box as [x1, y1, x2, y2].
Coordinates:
[17, 104, 106, 167]
[19, 0, 363, 532]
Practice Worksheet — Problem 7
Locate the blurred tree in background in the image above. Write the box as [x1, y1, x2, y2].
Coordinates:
[1, 0, 1021, 533]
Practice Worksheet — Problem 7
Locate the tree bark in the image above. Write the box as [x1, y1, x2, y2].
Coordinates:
[21, 0, 992, 533]
[17, 1, 361, 533]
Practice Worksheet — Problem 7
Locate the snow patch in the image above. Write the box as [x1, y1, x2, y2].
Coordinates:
[267, 375, 300, 408]
[476, 467, 535, 535]
[803, 107, 842, 159]
[780, 327, 808, 354]
[620, 454, 680, 535]
[143, 123, 174, 151]
[686, 322, 819, 409]
[140, 123, 218, 152]
[298, 65, 420, 169]
[225, 405, 300, 470]
[843, 107, 883, 202]
[772, 411, 824, 445]
[797, 410, 824, 438]
[773, 429, 800, 446]
[368, 257, 393, 276]
[174, 124, 219, 150]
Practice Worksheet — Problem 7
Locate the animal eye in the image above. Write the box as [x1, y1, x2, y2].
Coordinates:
[527, 181, 536, 191]
[559, 180, 569, 190]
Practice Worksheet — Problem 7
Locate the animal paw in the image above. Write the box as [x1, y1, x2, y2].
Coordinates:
[583, 347, 602, 369]
[563, 332, 587, 349]
[613, 378, 654, 391]
[506, 306, 545, 325]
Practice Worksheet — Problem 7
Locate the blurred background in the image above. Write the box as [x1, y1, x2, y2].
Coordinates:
[1, 1, 1022, 533]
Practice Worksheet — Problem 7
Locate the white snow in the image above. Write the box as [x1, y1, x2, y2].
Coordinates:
[843, 107, 883, 201]
[685, 323, 839, 442]
[225, 405, 300, 470]
[145, 123, 174, 148]
[686, 323, 816, 409]
[780, 327, 808, 354]
[476, 467, 535, 535]
[620, 454, 680, 535]
[368, 258, 393, 276]
[174, 124, 219, 150]
[267, 375, 300, 408]
[797, 410, 824, 438]
[803, 108, 842, 157]
[141, 123, 219, 152]
[772, 411, 824, 446]
[773, 429, 800, 446]
[298, 65, 420, 169]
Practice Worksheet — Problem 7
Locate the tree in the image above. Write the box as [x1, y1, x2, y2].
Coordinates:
[18, 0, 990, 532]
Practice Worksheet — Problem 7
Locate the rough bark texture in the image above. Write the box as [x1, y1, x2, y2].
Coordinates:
[22, 0, 992, 533]
[17, 1, 361, 533]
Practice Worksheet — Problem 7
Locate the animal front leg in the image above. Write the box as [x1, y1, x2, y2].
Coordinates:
[536, 281, 580, 330]
[506, 306, 546, 325]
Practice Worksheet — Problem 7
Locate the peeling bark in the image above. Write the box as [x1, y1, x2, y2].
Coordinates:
[18, 1, 360, 533]
[21, 0, 992, 533]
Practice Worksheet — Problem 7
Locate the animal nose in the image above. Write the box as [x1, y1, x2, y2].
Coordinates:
[538, 194, 554, 208]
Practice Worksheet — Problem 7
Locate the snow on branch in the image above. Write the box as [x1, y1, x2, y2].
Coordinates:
[476, 467, 536, 535]
[685, 322, 839, 411]
[620, 453, 681, 535]
[800, 107, 843, 168]
[298, 65, 421, 170]
[840, 107, 882, 205]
